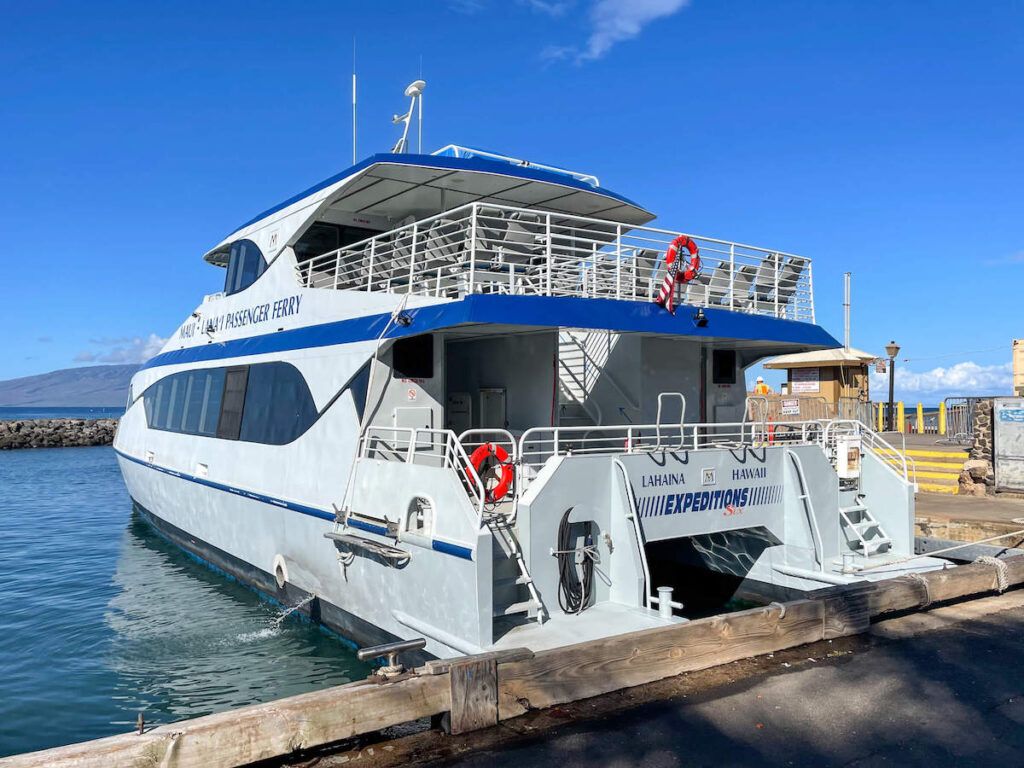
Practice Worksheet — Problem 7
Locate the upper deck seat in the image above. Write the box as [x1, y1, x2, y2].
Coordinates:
[680, 269, 712, 306]
[632, 248, 661, 300]
[704, 260, 733, 306]
[751, 252, 783, 313]
[771, 256, 808, 318]
[722, 263, 756, 310]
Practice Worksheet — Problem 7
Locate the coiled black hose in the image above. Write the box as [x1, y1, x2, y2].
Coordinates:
[557, 507, 594, 614]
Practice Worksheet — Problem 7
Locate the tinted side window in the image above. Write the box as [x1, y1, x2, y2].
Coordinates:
[223, 240, 266, 295]
[240, 362, 318, 445]
[217, 367, 249, 440]
[392, 335, 434, 379]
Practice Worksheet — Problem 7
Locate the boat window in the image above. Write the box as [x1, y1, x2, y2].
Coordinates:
[239, 362, 318, 445]
[217, 367, 249, 440]
[223, 240, 266, 295]
[142, 363, 317, 445]
[712, 349, 737, 385]
[392, 335, 434, 379]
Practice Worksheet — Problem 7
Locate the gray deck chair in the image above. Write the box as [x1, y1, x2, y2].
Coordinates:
[632, 248, 661, 300]
[374, 215, 417, 288]
[704, 260, 733, 306]
[679, 270, 711, 306]
[725, 264, 756, 310]
[750, 252, 782, 314]
[773, 257, 808, 316]
[335, 242, 369, 289]
[498, 210, 546, 265]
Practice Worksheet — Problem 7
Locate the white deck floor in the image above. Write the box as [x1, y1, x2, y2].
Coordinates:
[492, 601, 684, 653]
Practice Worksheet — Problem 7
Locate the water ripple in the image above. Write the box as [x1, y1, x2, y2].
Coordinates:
[0, 446, 369, 757]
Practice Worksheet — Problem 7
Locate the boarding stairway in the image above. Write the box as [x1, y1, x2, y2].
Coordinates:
[557, 329, 640, 428]
[486, 509, 547, 626]
[838, 493, 893, 557]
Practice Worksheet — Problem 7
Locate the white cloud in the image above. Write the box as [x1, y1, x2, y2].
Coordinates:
[579, 0, 690, 61]
[869, 360, 1013, 400]
[521, 0, 573, 15]
[74, 334, 168, 365]
[982, 250, 1024, 267]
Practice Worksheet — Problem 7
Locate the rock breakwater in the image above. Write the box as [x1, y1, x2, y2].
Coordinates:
[0, 419, 118, 449]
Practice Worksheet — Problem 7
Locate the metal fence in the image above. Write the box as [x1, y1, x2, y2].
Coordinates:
[940, 397, 983, 445]
[296, 202, 815, 323]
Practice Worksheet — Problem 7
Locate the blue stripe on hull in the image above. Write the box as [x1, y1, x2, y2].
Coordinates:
[114, 448, 475, 560]
[143, 295, 839, 372]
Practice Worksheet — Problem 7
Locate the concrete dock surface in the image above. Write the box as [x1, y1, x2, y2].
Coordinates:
[295, 589, 1024, 768]
[916, 491, 1024, 527]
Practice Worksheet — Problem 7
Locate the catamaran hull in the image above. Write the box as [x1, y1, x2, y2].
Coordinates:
[115, 452, 487, 659]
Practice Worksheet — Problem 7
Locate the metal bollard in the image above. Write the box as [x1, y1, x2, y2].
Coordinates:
[657, 586, 674, 619]
[357, 638, 427, 677]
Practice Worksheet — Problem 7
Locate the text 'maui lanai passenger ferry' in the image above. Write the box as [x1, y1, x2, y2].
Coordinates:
[114, 83, 947, 659]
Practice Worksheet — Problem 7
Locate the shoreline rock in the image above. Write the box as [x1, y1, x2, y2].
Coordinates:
[0, 418, 118, 449]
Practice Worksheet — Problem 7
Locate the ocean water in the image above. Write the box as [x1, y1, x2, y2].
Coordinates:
[0, 446, 370, 758]
[0, 406, 124, 421]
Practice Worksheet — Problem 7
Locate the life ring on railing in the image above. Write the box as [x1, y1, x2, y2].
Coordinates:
[468, 443, 515, 503]
[667, 235, 701, 282]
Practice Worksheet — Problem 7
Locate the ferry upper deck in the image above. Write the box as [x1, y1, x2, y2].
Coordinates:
[180, 145, 830, 368]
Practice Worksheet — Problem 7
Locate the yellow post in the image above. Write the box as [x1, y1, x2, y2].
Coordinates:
[916, 402, 924, 434]
[939, 401, 946, 436]
[897, 401, 905, 433]
[877, 402, 884, 432]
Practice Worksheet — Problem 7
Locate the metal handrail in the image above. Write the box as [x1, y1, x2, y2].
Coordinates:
[785, 448, 825, 572]
[297, 202, 814, 322]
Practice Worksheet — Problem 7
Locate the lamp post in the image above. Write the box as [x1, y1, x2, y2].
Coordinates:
[885, 340, 900, 432]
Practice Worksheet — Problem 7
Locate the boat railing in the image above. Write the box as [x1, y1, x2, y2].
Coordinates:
[360, 426, 486, 514]
[296, 202, 815, 323]
[517, 420, 826, 482]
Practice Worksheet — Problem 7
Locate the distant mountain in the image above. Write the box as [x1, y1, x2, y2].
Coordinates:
[0, 365, 140, 406]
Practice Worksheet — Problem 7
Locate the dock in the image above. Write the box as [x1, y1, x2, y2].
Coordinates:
[5, 533, 1024, 768]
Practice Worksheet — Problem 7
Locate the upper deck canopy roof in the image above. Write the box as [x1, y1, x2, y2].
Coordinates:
[204, 150, 655, 264]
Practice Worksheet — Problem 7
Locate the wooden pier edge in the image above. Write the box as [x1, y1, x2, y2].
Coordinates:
[5, 555, 1023, 768]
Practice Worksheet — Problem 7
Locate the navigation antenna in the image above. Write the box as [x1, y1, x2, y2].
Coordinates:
[351, 38, 357, 164]
[391, 80, 426, 154]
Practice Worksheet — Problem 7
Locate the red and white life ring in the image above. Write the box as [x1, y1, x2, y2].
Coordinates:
[667, 234, 701, 282]
[468, 442, 515, 503]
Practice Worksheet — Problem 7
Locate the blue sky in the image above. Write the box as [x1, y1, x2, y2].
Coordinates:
[1, 0, 1020, 402]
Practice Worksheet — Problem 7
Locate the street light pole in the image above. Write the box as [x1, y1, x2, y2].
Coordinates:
[885, 340, 900, 432]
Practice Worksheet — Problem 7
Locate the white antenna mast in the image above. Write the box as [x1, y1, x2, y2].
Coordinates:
[351, 38, 357, 165]
[391, 79, 426, 154]
[843, 271, 851, 351]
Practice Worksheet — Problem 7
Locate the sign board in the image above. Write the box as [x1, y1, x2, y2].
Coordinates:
[994, 397, 1024, 492]
[875, 359, 887, 374]
[790, 367, 820, 394]
[780, 398, 800, 416]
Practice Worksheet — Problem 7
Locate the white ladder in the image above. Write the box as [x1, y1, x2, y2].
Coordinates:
[839, 499, 892, 556]
[485, 512, 547, 623]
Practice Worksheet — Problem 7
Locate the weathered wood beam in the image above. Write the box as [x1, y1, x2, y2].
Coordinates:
[0, 675, 449, 768]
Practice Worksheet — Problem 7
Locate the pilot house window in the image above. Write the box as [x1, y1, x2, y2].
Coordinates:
[223, 239, 267, 295]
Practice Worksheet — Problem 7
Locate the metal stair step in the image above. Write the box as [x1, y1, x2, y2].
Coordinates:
[862, 537, 892, 555]
[840, 504, 868, 514]
[853, 520, 880, 534]
[502, 599, 540, 616]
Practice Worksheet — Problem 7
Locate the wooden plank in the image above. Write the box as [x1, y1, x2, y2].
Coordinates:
[0, 675, 450, 768]
[449, 658, 498, 734]
[822, 582, 875, 639]
[421, 647, 534, 676]
[497, 599, 825, 716]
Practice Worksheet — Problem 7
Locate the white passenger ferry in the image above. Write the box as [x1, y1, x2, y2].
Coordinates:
[114, 86, 944, 658]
